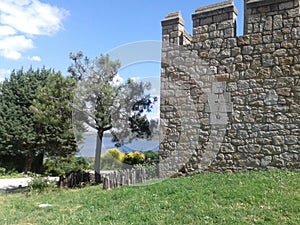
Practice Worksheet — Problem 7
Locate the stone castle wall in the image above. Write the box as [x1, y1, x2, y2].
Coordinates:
[159, 0, 300, 175]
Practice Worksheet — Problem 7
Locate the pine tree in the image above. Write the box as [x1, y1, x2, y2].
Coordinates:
[0, 68, 80, 172]
[69, 52, 158, 184]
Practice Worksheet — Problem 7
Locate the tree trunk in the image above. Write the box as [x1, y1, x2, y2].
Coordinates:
[24, 149, 34, 174]
[94, 130, 103, 184]
[32, 152, 44, 173]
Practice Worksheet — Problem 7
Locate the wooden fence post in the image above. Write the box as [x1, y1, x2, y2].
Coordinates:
[102, 167, 148, 190]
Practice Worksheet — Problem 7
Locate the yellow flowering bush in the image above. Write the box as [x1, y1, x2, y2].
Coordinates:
[106, 148, 125, 161]
[123, 151, 145, 165]
[101, 148, 125, 170]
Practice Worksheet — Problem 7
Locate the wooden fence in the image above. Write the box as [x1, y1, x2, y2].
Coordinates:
[58, 170, 91, 188]
[102, 168, 146, 190]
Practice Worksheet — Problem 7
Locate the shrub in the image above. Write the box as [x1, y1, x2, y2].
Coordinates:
[0, 167, 6, 175]
[106, 148, 124, 161]
[131, 151, 159, 179]
[144, 150, 159, 163]
[123, 152, 145, 165]
[0, 168, 20, 178]
[44, 156, 92, 176]
[101, 148, 124, 170]
[27, 174, 55, 194]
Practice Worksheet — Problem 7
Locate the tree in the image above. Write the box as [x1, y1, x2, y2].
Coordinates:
[30, 71, 80, 161]
[69, 52, 158, 184]
[69, 52, 121, 183]
[0, 68, 48, 172]
[0, 68, 79, 173]
[111, 81, 159, 146]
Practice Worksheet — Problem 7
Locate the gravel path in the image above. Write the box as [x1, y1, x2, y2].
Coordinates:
[0, 177, 59, 191]
[0, 171, 113, 191]
[0, 178, 32, 190]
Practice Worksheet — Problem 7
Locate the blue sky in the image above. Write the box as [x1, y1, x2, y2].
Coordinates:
[0, 0, 244, 82]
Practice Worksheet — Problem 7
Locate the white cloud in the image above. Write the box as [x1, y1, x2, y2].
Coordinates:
[0, 0, 69, 60]
[0, 35, 33, 60]
[0, 68, 11, 82]
[28, 55, 41, 62]
[147, 87, 158, 94]
[129, 77, 141, 82]
[0, 25, 16, 36]
[0, 0, 69, 36]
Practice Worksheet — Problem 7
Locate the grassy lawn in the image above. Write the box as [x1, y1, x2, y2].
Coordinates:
[0, 174, 26, 179]
[0, 169, 299, 225]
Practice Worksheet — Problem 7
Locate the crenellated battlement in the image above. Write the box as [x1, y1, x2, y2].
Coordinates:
[192, 0, 237, 27]
[161, 11, 192, 46]
[245, 0, 300, 34]
[161, 0, 300, 44]
[192, 0, 237, 39]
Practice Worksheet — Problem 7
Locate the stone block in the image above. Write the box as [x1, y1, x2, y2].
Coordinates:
[212, 38, 224, 48]
[273, 135, 285, 145]
[264, 16, 273, 30]
[257, 68, 271, 79]
[237, 80, 250, 90]
[261, 156, 272, 167]
[261, 145, 282, 155]
[248, 144, 262, 153]
[219, 49, 231, 59]
[200, 17, 213, 26]
[273, 15, 283, 29]
[274, 49, 287, 56]
[279, 1, 294, 10]
[242, 46, 254, 55]
[263, 34, 273, 43]
[250, 33, 263, 44]
[273, 30, 284, 42]
[281, 41, 294, 48]
[278, 57, 294, 66]
[272, 66, 284, 77]
[287, 8, 300, 17]
[262, 44, 275, 53]
[224, 28, 235, 38]
[291, 64, 300, 75]
[262, 53, 275, 67]
[237, 36, 251, 46]
[230, 47, 240, 57]
[285, 135, 298, 145]
[276, 87, 291, 96]
[246, 158, 260, 168]
[271, 156, 285, 167]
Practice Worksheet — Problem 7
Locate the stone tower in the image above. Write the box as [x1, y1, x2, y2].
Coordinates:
[160, 0, 300, 176]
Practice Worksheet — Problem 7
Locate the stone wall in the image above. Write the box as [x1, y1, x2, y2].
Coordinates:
[159, 0, 300, 176]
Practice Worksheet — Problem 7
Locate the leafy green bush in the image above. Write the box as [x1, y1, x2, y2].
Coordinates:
[27, 174, 56, 194]
[106, 148, 124, 161]
[44, 156, 92, 176]
[0, 167, 23, 178]
[144, 150, 159, 163]
[101, 148, 124, 170]
[131, 151, 159, 179]
[0, 167, 6, 175]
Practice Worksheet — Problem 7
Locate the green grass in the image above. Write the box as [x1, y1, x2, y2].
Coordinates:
[0, 169, 299, 225]
[0, 174, 26, 179]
